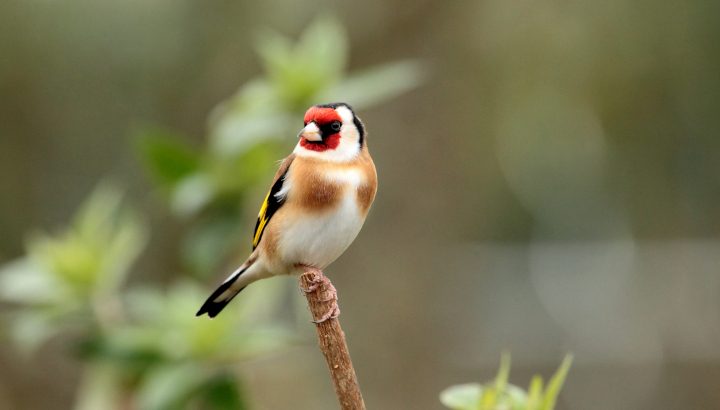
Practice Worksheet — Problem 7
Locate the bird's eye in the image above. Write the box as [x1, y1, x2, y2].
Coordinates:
[331, 121, 342, 132]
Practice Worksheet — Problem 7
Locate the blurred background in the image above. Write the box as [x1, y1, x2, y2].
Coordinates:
[1, 0, 720, 409]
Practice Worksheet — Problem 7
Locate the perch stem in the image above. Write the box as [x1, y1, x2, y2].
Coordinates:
[300, 271, 366, 410]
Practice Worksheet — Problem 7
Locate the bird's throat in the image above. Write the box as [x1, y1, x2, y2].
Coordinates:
[300, 133, 341, 152]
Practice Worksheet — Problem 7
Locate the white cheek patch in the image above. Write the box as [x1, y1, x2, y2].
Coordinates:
[336, 106, 354, 126]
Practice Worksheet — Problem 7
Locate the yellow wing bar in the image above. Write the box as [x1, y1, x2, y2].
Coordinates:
[251, 157, 293, 250]
[253, 191, 271, 248]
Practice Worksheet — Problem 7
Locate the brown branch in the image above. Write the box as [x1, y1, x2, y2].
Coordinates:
[300, 271, 366, 410]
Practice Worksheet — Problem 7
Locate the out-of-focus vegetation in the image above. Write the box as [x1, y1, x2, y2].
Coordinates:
[440, 353, 572, 410]
[0, 182, 291, 410]
[0, 17, 423, 410]
[0, 182, 290, 410]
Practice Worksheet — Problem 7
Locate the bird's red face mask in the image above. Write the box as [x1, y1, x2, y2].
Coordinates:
[298, 107, 343, 152]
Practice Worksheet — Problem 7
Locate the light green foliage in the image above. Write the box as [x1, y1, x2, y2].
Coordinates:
[255, 18, 348, 110]
[123, 282, 285, 410]
[0, 183, 147, 351]
[1, 16, 422, 410]
[116, 280, 290, 363]
[317, 60, 425, 110]
[0, 184, 289, 410]
[138, 128, 201, 188]
[0, 184, 290, 410]
[440, 353, 573, 410]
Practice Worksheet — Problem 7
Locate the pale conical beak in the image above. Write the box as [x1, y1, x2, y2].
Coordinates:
[298, 122, 322, 141]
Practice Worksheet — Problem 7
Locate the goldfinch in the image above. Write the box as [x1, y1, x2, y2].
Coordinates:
[196, 103, 377, 320]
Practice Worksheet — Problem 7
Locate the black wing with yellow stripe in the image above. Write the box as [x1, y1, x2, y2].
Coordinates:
[252, 160, 292, 250]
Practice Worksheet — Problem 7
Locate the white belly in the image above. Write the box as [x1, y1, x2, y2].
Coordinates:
[278, 188, 365, 273]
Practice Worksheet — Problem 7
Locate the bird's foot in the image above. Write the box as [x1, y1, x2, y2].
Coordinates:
[313, 280, 340, 323]
[297, 264, 340, 323]
[297, 264, 324, 293]
[299, 264, 324, 280]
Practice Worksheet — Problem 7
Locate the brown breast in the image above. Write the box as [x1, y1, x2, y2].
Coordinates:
[290, 147, 377, 216]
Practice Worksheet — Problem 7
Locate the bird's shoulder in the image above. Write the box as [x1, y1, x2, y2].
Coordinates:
[271, 153, 296, 185]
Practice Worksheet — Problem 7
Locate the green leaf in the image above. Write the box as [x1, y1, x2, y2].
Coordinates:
[207, 140, 281, 197]
[494, 351, 511, 392]
[317, 60, 426, 109]
[74, 362, 124, 410]
[229, 276, 289, 327]
[21, 183, 147, 296]
[479, 386, 499, 409]
[137, 128, 200, 188]
[208, 79, 280, 124]
[526, 376, 543, 410]
[77, 331, 164, 382]
[505, 384, 529, 410]
[539, 354, 573, 410]
[137, 363, 210, 410]
[29, 232, 101, 290]
[226, 326, 292, 362]
[163, 282, 235, 359]
[295, 16, 347, 84]
[202, 374, 247, 410]
[182, 215, 242, 277]
[209, 113, 289, 157]
[254, 30, 293, 81]
[478, 356, 512, 408]
[256, 17, 348, 108]
[8, 311, 62, 353]
[0, 258, 63, 304]
[73, 182, 125, 239]
[440, 383, 483, 410]
[76, 182, 148, 295]
[96, 205, 148, 296]
[170, 173, 215, 218]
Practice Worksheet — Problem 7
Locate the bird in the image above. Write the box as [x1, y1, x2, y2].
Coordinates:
[196, 102, 377, 321]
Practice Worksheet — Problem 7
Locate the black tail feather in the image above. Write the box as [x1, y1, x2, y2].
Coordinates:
[196, 279, 246, 318]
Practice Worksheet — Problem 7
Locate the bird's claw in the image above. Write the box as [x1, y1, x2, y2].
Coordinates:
[297, 267, 340, 323]
[312, 285, 339, 322]
[299, 282, 320, 294]
[311, 305, 340, 323]
[306, 272, 325, 284]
